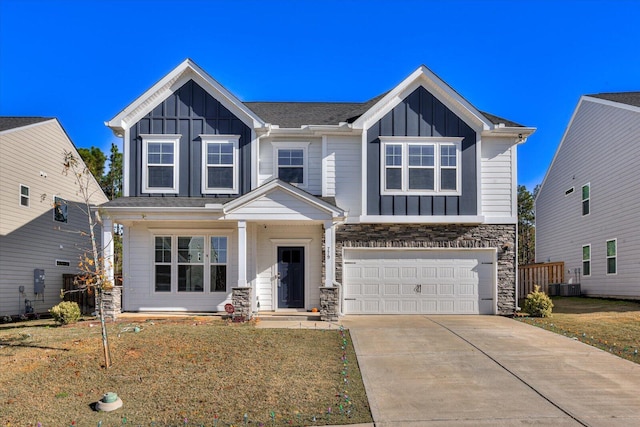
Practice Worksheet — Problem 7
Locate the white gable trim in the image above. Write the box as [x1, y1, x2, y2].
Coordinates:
[223, 179, 345, 218]
[353, 65, 493, 133]
[583, 95, 640, 114]
[106, 59, 265, 135]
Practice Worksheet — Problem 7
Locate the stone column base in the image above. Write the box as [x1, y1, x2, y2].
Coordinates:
[231, 287, 252, 321]
[320, 287, 340, 321]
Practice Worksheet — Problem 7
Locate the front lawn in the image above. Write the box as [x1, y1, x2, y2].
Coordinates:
[0, 317, 371, 426]
[517, 297, 640, 363]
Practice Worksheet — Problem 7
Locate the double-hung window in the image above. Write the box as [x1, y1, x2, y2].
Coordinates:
[53, 196, 68, 223]
[381, 137, 462, 195]
[154, 237, 172, 292]
[201, 135, 239, 194]
[141, 134, 180, 193]
[582, 244, 591, 277]
[606, 239, 617, 275]
[273, 142, 309, 187]
[581, 183, 590, 216]
[20, 185, 29, 207]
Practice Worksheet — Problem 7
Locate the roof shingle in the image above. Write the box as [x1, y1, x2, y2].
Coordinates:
[0, 116, 52, 132]
[588, 92, 640, 108]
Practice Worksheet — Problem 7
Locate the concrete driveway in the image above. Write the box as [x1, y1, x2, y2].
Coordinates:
[342, 315, 640, 427]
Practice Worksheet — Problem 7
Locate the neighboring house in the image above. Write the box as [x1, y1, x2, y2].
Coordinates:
[102, 59, 534, 317]
[535, 93, 640, 299]
[0, 117, 109, 317]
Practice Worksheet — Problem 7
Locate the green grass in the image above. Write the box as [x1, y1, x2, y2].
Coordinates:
[518, 297, 640, 363]
[0, 317, 371, 426]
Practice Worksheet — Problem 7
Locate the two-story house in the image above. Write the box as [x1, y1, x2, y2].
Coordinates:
[536, 93, 640, 299]
[0, 117, 109, 318]
[102, 59, 533, 318]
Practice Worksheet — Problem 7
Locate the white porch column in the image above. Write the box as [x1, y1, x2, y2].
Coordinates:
[102, 217, 114, 286]
[237, 220, 247, 287]
[324, 220, 335, 287]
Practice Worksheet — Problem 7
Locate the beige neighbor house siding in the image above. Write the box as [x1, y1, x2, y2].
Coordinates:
[0, 119, 108, 317]
[536, 97, 640, 298]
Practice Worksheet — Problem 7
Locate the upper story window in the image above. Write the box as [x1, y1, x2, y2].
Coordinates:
[141, 134, 180, 193]
[201, 135, 239, 194]
[581, 183, 590, 216]
[20, 184, 29, 207]
[273, 142, 309, 187]
[53, 196, 67, 223]
[380, 137, 462, 195]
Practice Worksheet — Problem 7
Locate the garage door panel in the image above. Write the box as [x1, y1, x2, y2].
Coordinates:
[343, 249, 495, 315]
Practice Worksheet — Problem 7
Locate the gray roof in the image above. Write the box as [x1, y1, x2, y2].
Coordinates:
[102, 195, 338, 209]
[244, 94, 524, 128]
[589, 92, 640, 108]
[0, 116, 52, 132]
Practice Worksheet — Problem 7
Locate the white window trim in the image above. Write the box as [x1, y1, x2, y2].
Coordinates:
[380, 136, 462, 196]
[141, 134, 181, 194]
[582, 244, 591, 277]
[200, 134, 240, 194]
[606, 238, 617, 276]
[19, 184, 30, 207]
[272, 141, 310, 188]
[581, 182, 590, 216]
[151, 231, 232, 294]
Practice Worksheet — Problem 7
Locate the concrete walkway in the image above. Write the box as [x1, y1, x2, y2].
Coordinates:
[341, 315, 640, 427]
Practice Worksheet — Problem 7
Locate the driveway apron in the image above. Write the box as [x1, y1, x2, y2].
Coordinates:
[343, 315, 640, 427]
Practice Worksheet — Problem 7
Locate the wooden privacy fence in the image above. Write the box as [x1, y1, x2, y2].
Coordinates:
[518, 262, 564, 299]
[62, 274, 95, 314]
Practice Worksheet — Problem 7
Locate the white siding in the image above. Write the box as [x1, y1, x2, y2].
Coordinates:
[536, 98, 640, 298]
[0, 120, 108, 317]
[328, 136, 362, 218]
[481, 138, 516, 219]
[225, 189, 334, 221]
[255, 224, 323, 311]
[258, 137, 322, 195]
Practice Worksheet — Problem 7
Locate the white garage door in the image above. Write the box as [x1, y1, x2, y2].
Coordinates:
[343, 249, 495, 315]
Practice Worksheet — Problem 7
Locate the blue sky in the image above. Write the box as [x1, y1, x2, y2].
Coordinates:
[1, 0, 638, 190]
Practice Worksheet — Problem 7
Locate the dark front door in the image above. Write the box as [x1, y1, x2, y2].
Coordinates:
[277, 246, 304, 308]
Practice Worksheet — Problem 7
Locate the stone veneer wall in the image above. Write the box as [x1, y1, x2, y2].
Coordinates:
[101, 286, 122, 321]
[319, 287, 339, 321]
[335, 224, 517, 315]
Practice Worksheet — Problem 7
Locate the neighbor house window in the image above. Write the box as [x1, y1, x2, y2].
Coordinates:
[606, 239, 617, 275]
[273, 142, 309, 186]
[53, 196, 67, 223]
[582, 183, 590, 216]
[381, 137, 462, 195]
[201, 135, 239, 194]
[210, 236, 228, 292]
[20, 185, 29, 207]
[141, 134, 180, 193]
[582, 244, 591, 277]
[177, 236, 204, 292]
[154, 236, 172, 292]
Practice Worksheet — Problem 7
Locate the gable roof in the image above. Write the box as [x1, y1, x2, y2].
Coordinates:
[588, 92, 640, 108]
[0, 116, 52, 132]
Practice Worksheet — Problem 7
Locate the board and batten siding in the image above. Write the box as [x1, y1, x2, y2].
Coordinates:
[122, 222, 239, 312]
[128, 79, 253, 197]
[327, 135, 362, 217]
[258, 137, 322, 195]
[255, 224, 323, 311]
[366, 86, 477, 216]
[536, 98, 640, 298]
[0, 120, 108, 316]
[481, 138, 516, 219]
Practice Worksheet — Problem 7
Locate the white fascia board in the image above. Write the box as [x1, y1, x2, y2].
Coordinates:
[223, 179, 345, 217]
[358, 215, 486, 224]
[353, 65, 492, 133]
[101, 208, 225, 222]
[482, 126, 536, 142]
[484, 216, 517, 225]
[106, 59, 266, 134]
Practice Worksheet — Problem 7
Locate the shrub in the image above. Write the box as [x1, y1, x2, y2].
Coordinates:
[49, 301, 81, 325]
[523, 285, 554, 317]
